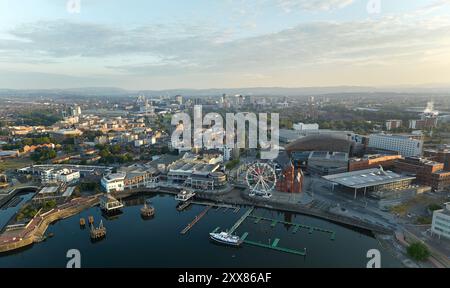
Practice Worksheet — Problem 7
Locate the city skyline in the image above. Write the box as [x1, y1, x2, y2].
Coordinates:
[1, 0, 450, 89]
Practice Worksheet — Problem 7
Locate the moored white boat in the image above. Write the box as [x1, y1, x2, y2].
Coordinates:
[209, 231, 243, 247]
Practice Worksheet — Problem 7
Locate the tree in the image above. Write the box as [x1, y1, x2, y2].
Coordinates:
[111, 144, 121, 154]
[428, 204, 442, 212]
[64, 144, 75, 153]
[407, 242, 430, 261]
[30, 147, 57, 162]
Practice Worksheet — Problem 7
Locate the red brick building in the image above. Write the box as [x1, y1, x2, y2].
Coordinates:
[349, 154, 402, 172]
[275, 151, 303, 193]
[394, 157, 450, 191]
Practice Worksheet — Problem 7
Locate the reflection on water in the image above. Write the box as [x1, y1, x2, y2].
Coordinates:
[0, 193, 402, 268]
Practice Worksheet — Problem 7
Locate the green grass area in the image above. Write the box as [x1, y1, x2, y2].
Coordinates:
[390, 204, 408, 216]
[415, 216, 432, 225]
[16, 200, 57, 222]
[0, 158, 33, 171]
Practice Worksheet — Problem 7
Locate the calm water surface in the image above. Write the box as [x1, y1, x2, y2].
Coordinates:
[0, 193, 402, 268]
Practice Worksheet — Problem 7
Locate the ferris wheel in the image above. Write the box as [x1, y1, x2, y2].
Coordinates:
[245, 162, 277, 197]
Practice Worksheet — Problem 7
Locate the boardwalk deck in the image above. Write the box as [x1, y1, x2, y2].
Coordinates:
[228, 207, 254, 234]
[242, 238, 306, 256]
[180, 206, 212, 235]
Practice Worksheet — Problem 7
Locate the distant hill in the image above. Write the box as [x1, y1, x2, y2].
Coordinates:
[0, 85, 449, 98]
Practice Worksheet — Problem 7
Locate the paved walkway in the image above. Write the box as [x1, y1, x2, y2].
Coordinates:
[0, 196, 99, 248]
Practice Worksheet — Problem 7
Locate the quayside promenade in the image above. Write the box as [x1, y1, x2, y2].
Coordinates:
[0, 195, 99, 253]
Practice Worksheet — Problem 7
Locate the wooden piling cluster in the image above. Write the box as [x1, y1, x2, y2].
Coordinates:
[90, 220, 106, 240]
[140, 203, 155, 218]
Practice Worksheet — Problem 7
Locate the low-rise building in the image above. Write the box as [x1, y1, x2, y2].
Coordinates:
[293, 123, 319, 131]
[119, 164, 160, 189]
[424, 147, 450, 171]
[431, 202, 450, 240]
[23, 166, 81, 184]
[307, 151, 349, 175]
[409, 117, 438, 130]
[431, 171, 450, 192]
[101, 173, 126, 193]
[323, 167, 416, 199]
[0, 150, 19, 159]
[33, 185, 76, 204]
[349, 154, 402, 172]
[185, 172, 227, 191]
[394, 157, 445, 190]
[22, 143, 55, 154]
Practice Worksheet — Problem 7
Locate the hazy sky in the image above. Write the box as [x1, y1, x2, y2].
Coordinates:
[1, 0, 450, 89]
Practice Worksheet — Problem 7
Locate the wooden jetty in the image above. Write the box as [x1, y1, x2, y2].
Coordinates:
[180, 206, 212, 235]
[247, 215, 336, 240]
[241, 234, 307, 256]
[228, 207, 254, 234]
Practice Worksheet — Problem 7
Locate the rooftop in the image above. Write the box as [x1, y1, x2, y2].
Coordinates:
[323, 167, 416, 189]
[103, 172, 126, 181]
[38, 186, 59, 194]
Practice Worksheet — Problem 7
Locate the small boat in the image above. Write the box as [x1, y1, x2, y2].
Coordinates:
[176, 201, 191, 211]
[209, 231, 243, 247]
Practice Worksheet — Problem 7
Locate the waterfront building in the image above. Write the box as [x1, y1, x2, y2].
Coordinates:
[185, 172, 227, 191]
[99, 193, 124, 212]
[323, 167, 416, 199]
[368, 134, 423, 157]
[101, 173, 126, 193]
[168, 162, 220, 184]
[118, 164, 160, 189]
[431, 202, 450, 240]
[274, 151, 303, 193]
